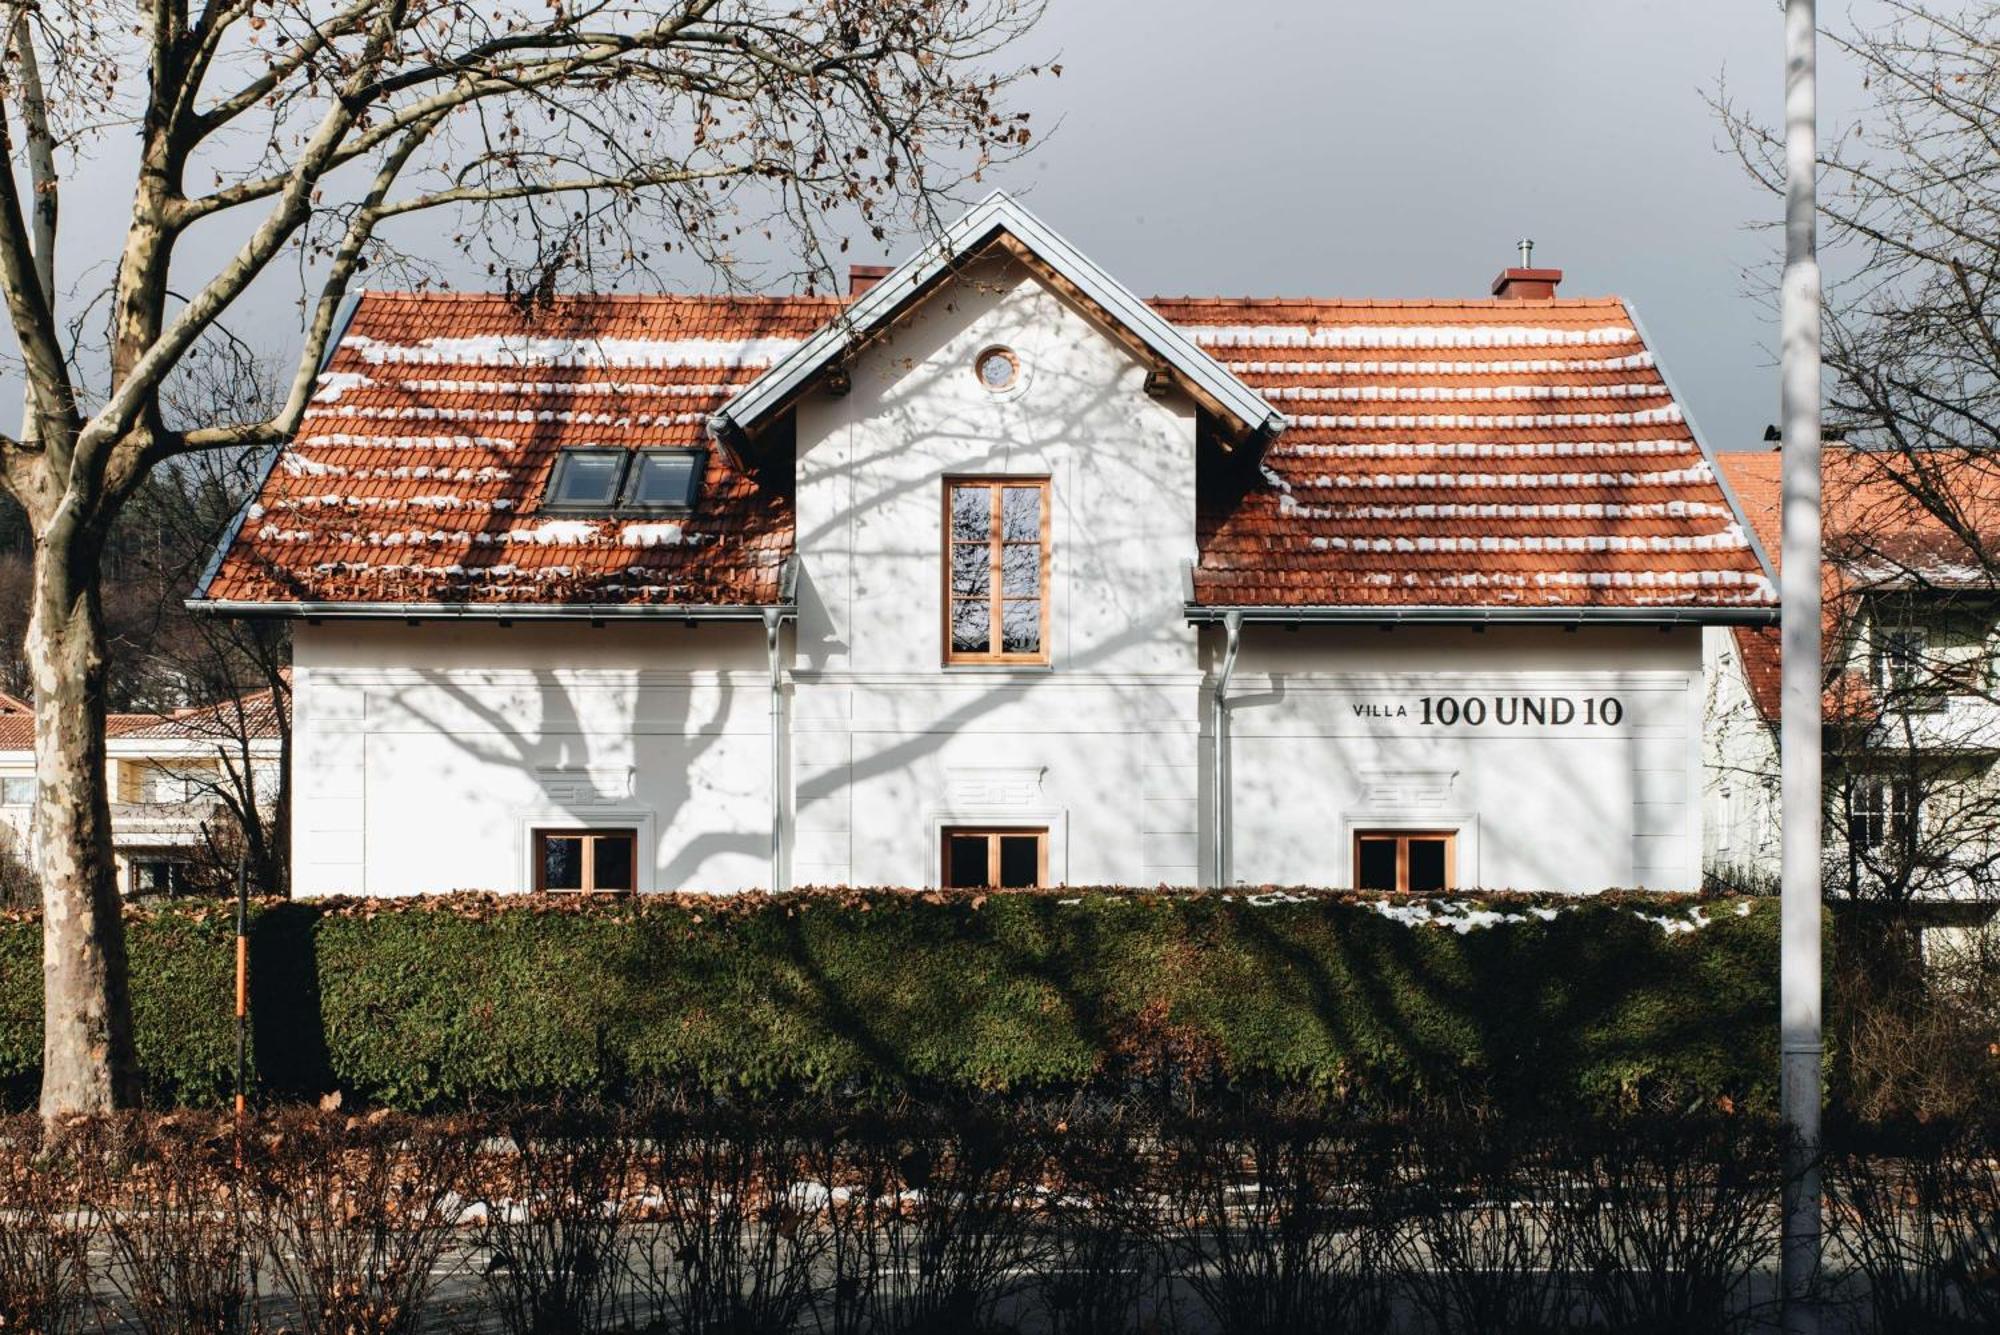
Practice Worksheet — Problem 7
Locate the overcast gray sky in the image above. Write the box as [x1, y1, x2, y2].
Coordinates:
[8, 1, 1889, 455]
[972, 0, 1882, 454]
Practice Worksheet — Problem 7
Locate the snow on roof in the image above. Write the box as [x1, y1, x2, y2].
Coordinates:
[1170, 296, 1773, 613]
[198, 271, 1772, 618]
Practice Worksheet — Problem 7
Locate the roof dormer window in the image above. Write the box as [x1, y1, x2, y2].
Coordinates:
[542, 448, 705, 512]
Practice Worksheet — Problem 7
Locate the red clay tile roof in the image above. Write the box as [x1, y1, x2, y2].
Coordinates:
[202, 293, 841, 607]
[0, 693, 29, 751]
[1164, 296, 1773, 611]
[0, 692, 285, 753]
[204, 290, 1774, 615]
[1718, 447, 2000, 723]
[109, 687, 287, 743]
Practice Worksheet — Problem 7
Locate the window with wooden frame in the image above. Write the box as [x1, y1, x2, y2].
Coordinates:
[1353, 830, 1456, 893]
[945, 478, 1050, 664]
[941, 826, 1047, 890]
[534, 827, 637, 893]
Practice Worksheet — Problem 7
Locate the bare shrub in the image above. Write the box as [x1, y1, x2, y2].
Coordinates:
[0, 1115, 95, 1333]
[85, 1113, 252, 1335]
[809, 1100, 1046, 1335]
[0, 825, 39, 911]
[1029, 1098, 1162, 1335]
[475, 1103, 636, 1335]
[1558, 1112, 1779, 1335]
[626, 1092, 825, 1335]
[1159, 1094, 1392, 1335]
[1834, 922, 2000, 1126]
[1388, 1115, 1578, 1335]
[1825, 1119, 2000, 1334]
[245, 1107, 479, 1335]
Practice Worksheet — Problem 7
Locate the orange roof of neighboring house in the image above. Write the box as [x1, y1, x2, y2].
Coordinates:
[0, 688, 286, 754]
[108, 686, 287, 743]
[199, 287, 1773, 616]
[1718, 447, 2000, 723]
[0, 692, 29, 751]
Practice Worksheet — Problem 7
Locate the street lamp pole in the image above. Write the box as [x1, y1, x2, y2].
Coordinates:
[1779, 0, 1824, 1330]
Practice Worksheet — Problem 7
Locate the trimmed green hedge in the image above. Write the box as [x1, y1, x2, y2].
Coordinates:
[0, 890, 1779, 1111]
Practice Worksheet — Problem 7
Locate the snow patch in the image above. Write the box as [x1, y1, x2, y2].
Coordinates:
[1631, 905, 1712, 935]
[344, 333, 801, 370]
[310, 371, 374, 403]
[503, 519, 599, 546]
[1367, 899, 1538, 933]
[1183, 324, 1639, 350]
[620, 521, 685, 548]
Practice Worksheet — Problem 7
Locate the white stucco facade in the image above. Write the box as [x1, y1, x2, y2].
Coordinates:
[1701, 626, 1782, 890]
[288, 257, 1717, 897]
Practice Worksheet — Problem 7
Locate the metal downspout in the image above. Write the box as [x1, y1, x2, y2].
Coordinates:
[763, 608, 787, 893]
[1212, 611, 1242, 889]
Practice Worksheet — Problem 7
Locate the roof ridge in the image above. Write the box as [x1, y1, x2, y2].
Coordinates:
[1148, 296, 1628, 310]
[358, 290, 847, 307]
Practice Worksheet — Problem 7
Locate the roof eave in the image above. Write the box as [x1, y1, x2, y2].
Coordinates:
[1184, 602, 1781, 627]
[185, 598, 797, 622]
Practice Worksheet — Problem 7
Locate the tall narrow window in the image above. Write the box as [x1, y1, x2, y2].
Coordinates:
[1353, 830, 1456, 893]
[534, 828, 637, 893]
[942, 827, 1047, 889]
[945, 478, 1049, 664]
[1852, 780, 1918, 853]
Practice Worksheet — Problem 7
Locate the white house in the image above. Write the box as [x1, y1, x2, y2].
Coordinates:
[191, 194, 1776, 897]
[0, 687, 285, 896]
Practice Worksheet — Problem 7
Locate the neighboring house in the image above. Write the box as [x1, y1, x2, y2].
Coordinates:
[191, 193, 1774, 898]
[0, 687, 286, 896]
[1705, 447, 2000, 900]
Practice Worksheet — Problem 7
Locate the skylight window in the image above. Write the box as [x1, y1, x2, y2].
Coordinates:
[622, 450, 704, 509]
[545, 450, 626, 508]
[542, 449, 705, 512]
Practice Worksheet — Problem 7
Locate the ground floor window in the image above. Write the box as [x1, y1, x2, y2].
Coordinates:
[534, 827, 637, 893]
[942, 826, 1046, 890]
[1354, 829, 1456, 893]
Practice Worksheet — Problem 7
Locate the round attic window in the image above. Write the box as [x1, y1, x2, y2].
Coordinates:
[974, 346, 1020, 392]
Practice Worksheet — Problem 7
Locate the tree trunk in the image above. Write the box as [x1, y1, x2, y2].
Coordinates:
[27, 541, 141, 1116]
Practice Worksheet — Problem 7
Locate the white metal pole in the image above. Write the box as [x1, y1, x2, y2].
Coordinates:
[1780, 0, 1824, 1329]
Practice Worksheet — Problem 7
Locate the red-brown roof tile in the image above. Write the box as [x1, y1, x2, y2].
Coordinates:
[0, 693, 29, 751]
[203, 293, 841, 607]
[109, 687, 287, 743]
[1165, 296, 1772, 611]
[204, 290, 1774, 615]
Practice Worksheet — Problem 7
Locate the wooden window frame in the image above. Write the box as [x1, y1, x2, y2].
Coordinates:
[943, 476, 1051, 666]
[941, 825, 1049, 890]
[1352, 829, 1458, 894]
[533, 827, 639, 894]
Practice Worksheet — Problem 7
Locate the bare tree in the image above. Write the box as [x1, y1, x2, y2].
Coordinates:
[0, 0, 1045, 1115]
[1715, 3, 2000, 905]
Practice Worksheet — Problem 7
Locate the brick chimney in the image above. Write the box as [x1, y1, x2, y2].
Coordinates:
[848, 264, 893, 297]
[1490, 238, 1561, 300]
